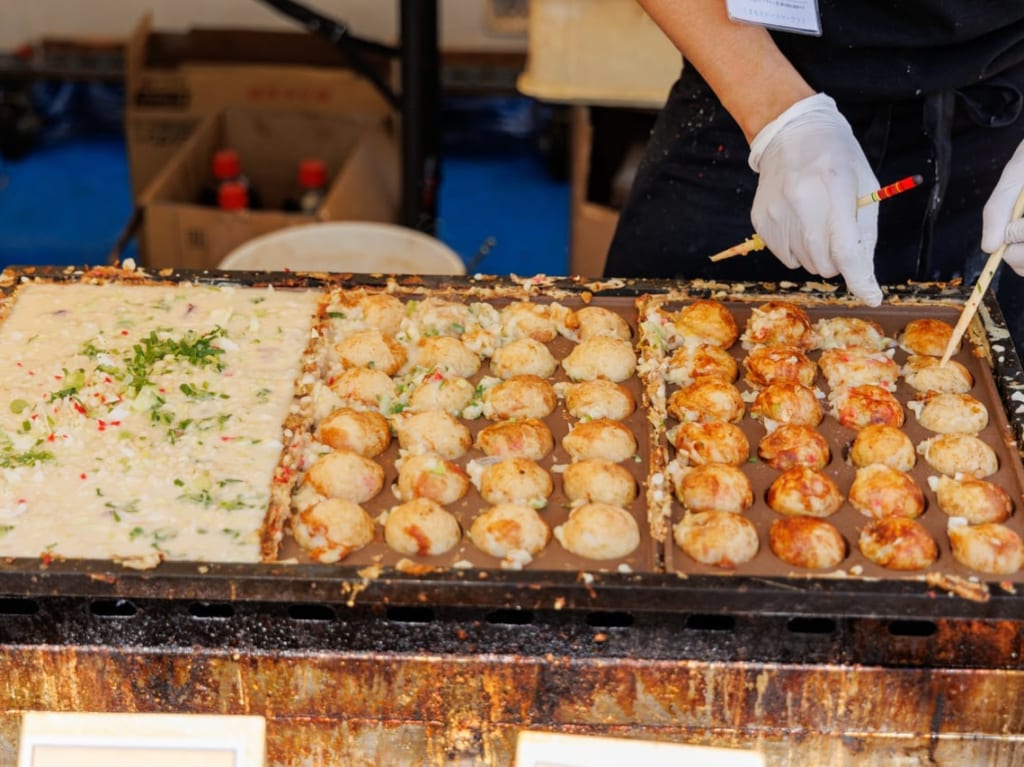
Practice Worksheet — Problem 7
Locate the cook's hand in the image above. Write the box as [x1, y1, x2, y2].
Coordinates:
[982, 138, 1024, 275]
[749, 93, 883, 306]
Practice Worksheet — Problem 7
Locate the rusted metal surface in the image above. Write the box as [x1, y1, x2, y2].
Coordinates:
[2, 639, 1024, 765]
[1, 600, 1024, 764]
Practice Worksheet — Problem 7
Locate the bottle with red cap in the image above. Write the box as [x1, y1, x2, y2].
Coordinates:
[283, 158, 329, 214]
[198, 148, 262, 208]
[217, 181, 250, 211]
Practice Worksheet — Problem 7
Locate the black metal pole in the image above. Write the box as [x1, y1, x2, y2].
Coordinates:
[400, 0, 441, 234]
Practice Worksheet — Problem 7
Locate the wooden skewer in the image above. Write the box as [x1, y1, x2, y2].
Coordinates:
[709, 175, 924, 262]
[709, 233, 765, 262]
[939, 184, 1024, 366]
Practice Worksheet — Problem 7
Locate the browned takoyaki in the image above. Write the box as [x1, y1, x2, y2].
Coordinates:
[848, 464, 924, 520]
[857, 517, 938, 571]
[757, 424, 831, 471]
[766, 466, 843, 518]
[750, 383, 824, 428]
[740, 301, 814, 350]
[674, 511, 759, 568]
[667, 377, 745, 424]
[769, 516, 846, 569]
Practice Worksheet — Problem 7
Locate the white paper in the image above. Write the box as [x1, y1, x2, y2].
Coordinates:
[726, 0, 822, 36]
[514, 731, 766, 767]
[19, 712, 266, 767]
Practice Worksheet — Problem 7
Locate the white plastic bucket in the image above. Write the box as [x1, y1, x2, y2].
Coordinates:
[217, 222, 466, 275]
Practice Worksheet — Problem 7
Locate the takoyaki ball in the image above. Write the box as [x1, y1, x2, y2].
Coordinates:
[317, 407, 391, 457]
[481, 375, 557, 420]
[562, 418, 638, 463]
[673, 299, 738, 348]
[812, 316, 890, 352]
[757, 424, 831, 471]
[818, 347, 899, 391]
[292, 498, 376, 564]
[931, 475, 1013, 524]
[412, 297, 472, 338]
[848, 464, 925, 520]
[849, 424, 916, 472]
[500, 301, 560, 343]
[750, 383, 823, 428]
[476, 418, 554, 461]
[561, 336, 637, 383]
[562, 459, 638, 507]
[672, 421, 750, 466]
[828, 384, 904, 430]
[477, 457, 553, 508]
[411, 336, 481, 378]
[335, 329, 407, 376]
[393, 410, 472, 459]
[673, 463, 753, 514]
[329, 367, 397, 413]
[909, 392, 988, 434]
[918, 433, 998, 478]
[569, 305, 632, 342]
[899, 318, 957, 357]
[469, 504, 551, 566]
[743, 345, 817, 388]
[553, 502, 640, 559]
[305, 449, 385, 504]
[674, 511, 759, 568]
[384, 497, 461, 556]
[666, 343, 738, 386]
[948, 520, 1024, 575]
[769, 516, 847, 570]
[667, 377, 745, 424]
[397, 452, 470, 505]
[355, 292, 405, 335]
[407, 373, 475, 416]
[767, 466, 843, 518]
[490, 338, 558, 379]
[857, 517, 938, 571]
[741, 301, 814, 350]
[328, 291, 405, 336]
[559, 380, 636, 421]
[902, 356, 974, 397]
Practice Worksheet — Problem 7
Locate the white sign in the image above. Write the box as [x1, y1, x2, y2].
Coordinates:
[514, 731, 767, 767]
[19, 712, 266, 767]
[726, 0, 822, 36]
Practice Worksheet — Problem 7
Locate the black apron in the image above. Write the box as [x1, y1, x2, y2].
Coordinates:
[604, 2, 1024, 338]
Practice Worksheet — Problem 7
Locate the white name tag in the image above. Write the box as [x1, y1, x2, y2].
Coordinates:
[726, 0, 822, 36]
[18, 712, 266, 767]
[514, 731, 766, 767]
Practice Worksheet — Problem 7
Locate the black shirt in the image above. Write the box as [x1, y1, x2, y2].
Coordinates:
[773, 1, 1024, 100]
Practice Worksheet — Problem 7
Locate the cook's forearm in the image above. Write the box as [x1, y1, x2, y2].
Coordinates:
[638, 0, 814, 142]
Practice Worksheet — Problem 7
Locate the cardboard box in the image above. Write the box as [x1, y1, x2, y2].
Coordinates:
[569, 105, 657, 277]
[140, 107, 399, 271]
[125, 13, 393, 197]
[518, 0, 681, 108]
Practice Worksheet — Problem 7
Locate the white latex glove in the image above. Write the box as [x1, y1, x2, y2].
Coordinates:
[749, 93, 883, 306]
[982, 138, 1024, 275]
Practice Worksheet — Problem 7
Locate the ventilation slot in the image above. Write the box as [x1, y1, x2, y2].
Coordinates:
[685, 614, 735, 632]
[585, 611, 634, 628]
[485, 609, 535, 625]
[888, 619, 937, 638]
[386, 606, 436, 623]
[89, 599, 137, 618]
[188, 602, 235, 619]
[787, 617, 836, 635]
[288, 603, 336, 622]
[0, 597, 39, 615]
